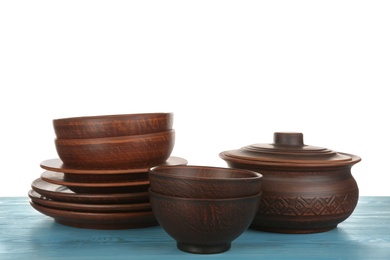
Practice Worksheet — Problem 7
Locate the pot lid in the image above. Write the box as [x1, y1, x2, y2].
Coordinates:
[220, 132, 361, 167]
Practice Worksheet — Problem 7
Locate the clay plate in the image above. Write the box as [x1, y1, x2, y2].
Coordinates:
[31, 178, 150, 204]
[40, 171, 150, 194]
[62, 171, 148, 183]
[30, 201, 158, 229]
[40, 156, 188, 174]
[28, 190, 151, 213]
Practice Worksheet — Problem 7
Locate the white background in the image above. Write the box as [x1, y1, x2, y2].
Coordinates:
[1, 1, 389, 197]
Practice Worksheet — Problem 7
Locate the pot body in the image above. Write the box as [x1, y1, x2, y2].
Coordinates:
[224, 161, 359, 234]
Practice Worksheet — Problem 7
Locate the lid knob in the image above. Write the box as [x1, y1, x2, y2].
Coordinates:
[274, 132, 304, 147]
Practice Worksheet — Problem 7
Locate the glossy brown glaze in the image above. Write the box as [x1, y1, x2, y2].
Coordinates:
[219, 132, 361, 234]
[150, 191, 262, 254]
[53, 112, 173, 139]
[55, 130, 175, 168]
[149, 165, 262, 199]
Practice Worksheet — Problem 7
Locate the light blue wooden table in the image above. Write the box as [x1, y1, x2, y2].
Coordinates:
[1, 196, 389, 259]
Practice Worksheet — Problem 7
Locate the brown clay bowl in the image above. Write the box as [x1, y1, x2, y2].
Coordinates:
[150, 190, 262, 254]
[148, 165, 262, 199]
[53, 112, 173, 139]
[55, 130, 175, 168]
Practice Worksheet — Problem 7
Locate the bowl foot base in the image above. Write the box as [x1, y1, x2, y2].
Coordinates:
[177, 242, 231, 254]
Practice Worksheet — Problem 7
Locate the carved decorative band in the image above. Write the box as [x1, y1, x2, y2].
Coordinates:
[259, 192, 359, 216]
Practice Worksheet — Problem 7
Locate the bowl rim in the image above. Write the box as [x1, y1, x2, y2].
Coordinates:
[149, 189, 262, 202]
[53, 112, 173, 123]
[148, 165, 262, 181]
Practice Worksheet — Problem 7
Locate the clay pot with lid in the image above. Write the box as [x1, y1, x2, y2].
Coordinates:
[219, 132, 361, 234]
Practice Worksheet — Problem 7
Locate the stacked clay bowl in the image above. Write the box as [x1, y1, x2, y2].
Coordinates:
[148, 165, 263, 254]
[29, 113, 188, 229]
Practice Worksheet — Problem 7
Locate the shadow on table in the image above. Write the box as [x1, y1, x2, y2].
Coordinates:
[233, 226, 390, 259]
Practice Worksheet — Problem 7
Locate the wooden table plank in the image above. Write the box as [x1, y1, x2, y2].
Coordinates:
[1, 196, 389, 259]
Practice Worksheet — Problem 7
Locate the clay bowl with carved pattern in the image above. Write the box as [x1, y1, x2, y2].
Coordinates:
[219, 132, 361, 234]
[148, 165, 262, 199]
[55, 130, 175, 168]
[149, 190, 262, 254]
[53, 112, 173, 139]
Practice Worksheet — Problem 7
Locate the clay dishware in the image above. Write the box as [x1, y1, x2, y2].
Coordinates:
[40, 156, 188, 183]
[31, 178, 150, 204]
[40, 171, 150, 194]
[149, 190, 262, 254]
[149, 165, 262, 199]
[30, 201, 158, 229]
[53, 112, 173, 139]
[219, 132, 361, 234]
[28, 190, 152, 213]
[62, 172, 148, 183]
[55, 130, 175, 168]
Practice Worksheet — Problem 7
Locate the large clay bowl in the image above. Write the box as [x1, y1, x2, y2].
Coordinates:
[55, 130, 175, 168]
[53, 112, 173, 139]
[149, 165, 262, 199]
[150, 190, 262, 254]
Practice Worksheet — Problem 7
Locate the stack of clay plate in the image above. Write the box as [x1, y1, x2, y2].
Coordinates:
[29, 113, 187, 230]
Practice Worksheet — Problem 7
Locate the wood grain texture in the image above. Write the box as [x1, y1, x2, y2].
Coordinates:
[1, 196, 389, 259]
